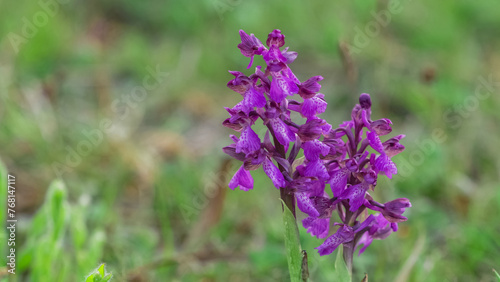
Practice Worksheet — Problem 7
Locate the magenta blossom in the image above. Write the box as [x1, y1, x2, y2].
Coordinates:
[223, 29, 410, 260]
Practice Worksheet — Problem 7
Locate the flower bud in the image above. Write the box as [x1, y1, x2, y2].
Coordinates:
[364, 170, 377, 185]
[346, 159, 358, 172]
[383, 135, 406, 157]
[299, 76, 323, 99]
[281, 47, 298, 64]
[385, 198, 411, 214]
[370, 119, 392, 136]
[381, 198, 411, 223]
[298, 119, 325, 141]
[359, 93, 372, 109]
[266, 29, 285, 47]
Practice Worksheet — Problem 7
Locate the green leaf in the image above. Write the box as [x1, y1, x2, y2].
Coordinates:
[98, 264, 105, 276]
[281, 199, 303, 282]
[85, 263, 112, 282]
[334, 247, 352, 282]
[493, 269, 500, 281]
[86, 274, 95, 282]
[45, 180, 69, 241]
[71, 205, 88, 249]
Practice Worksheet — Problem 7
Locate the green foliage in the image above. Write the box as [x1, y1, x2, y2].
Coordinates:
[85, 263, 112, 282]
[15, 180, 107, 281]
[494, 269, 500, 281]
[334, 248, 352, 282]
[17, 180, 69, 280]
[281, 200, 303, 282]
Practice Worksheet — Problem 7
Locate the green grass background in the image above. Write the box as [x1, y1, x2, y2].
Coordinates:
[0, 0, 499, 281]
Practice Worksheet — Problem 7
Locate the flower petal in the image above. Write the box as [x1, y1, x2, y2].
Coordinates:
[302, 140, 330, 162]
[222, 145, 246, 161]
[340, 182, 370, 212]
[328, 168, 350, 197]
[269, 75, 287, 103]
[228, 165, 254, 191]
[243, 87, 267, 111]
[367, 130, 385, 154]
[283, 66, 301, 85]
[303, 216, 330, 239]
[297, 118, 326, 141]
[296, 192, 320, 217]
[383, 135, 406, 157]
[269, 118, 296, 146]
[315, 225, 354, 256]
[370, 119, 393, 136]
[269, 72, 299, 103]
[263, 157, 285, 188]
[304, 159, 329, 180]
[356, 232, 373, 255]
[264, 45, 287, 64]
[281, 47, 298, 64]
[381, 198, 411, 223]
[301, 95, 327, 118]
[299, 76, 323, 98]
[237, 30, 265, 69]
[374, 154, 397, 179]
[236, 127, 261, 154]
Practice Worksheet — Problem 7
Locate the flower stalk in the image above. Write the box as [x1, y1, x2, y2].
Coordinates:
[269, 125, 296, 217]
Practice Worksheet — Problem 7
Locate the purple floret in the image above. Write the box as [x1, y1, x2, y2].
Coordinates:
[223, 29, 410, 258]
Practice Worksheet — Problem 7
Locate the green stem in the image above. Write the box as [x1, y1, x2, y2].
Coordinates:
[280, 186, 296, 217]
[342, 242, 353, 276]
[343, 204, 354, 277]
[267, 125, 296, 217]
[266, 126, 304, 281]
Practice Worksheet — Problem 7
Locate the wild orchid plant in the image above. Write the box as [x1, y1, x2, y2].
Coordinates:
[222, 29, 410, 279]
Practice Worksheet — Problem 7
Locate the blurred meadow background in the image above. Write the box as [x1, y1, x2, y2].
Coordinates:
[1, 0, 500, 281]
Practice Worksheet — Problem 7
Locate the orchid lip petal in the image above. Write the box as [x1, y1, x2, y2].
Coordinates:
[315, 225, 354, 256]
[262, 157, 286, 189]
[228, 165, 254, 191]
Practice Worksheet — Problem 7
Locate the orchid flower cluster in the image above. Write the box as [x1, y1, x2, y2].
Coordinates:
[222, 29, 411, 259]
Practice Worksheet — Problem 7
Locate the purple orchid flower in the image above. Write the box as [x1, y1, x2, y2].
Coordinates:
[223, 30, 410, 264]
